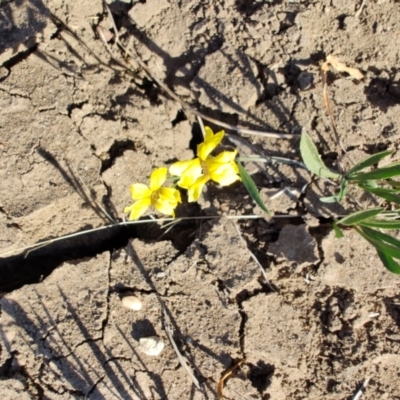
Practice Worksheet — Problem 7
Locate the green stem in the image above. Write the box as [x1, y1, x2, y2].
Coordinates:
[237, 156, 306, 169]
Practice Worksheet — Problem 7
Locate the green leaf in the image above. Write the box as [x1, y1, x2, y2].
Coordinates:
[337, 179, 348, 202]
[359, 180, 379, 189]
[360, 186, 400, 204]
[359, 219, 400, 229]
[320, 179, 348, 203]
[348, 162, 400, 181]
[300, 131, 341, 179]
[377, 251, 400, 274]
[338, 208, 384, 226]
[356, 226, 400, 273]
[320, 196, 338, 203]
[333, 222, 344, 238]
[356, 226, 400, 260]
[360, 225, 400, 249]
[346, 149, 393, 177]
[238, 162, 270, 215]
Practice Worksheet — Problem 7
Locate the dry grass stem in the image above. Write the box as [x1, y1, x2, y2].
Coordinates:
[355, 0, 367, 19]
[352, 377, 370, 400]
[66, 158, 116, 223]
[161, 306, 201, 390]
[103, 2, 297, 140]
[0, 215, 264, 258]
[197, 116, 206, 139]
[217, 358, 245, 400]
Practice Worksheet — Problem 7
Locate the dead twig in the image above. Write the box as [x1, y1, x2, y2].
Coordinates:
[65, 157, 116, 223]
[355, 0, 367, 19]
[217, 358, 245, 400]
[352, 377, 370, 400]
[197, 116, 206, 140]
[161, 305, 201, 390]
[103, 2, 297, 140]
[321, 55, 363, 170]
[321, 63, 345, 162]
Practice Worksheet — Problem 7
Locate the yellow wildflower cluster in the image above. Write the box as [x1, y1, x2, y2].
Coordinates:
[124, 127, 240, 220]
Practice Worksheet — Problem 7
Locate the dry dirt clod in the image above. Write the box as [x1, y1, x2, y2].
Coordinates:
[139, 336, 165, 356]
[121, 295, 142, 311]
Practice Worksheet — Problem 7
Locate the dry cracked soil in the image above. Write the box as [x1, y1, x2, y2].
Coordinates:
[1, 0, 400, 399]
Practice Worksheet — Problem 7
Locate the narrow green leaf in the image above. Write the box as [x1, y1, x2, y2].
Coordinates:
[361, 186, 400, 204]
[356, 227, 400, 260]
[359, 219, 400, 229]
[348, 162, 400, 181]
[320, 196, 338, 203]
[300, 131, 341, 179]
[320, 180, 348, 203]
[360, 226, 400, 249]
[333, 222, 344, 238]
[346, 149, 393, 177]
[377, 251, 400, 274]
[338, 208, 384, 226]
[238, 162, 270, 215]
[359, 180, 379, 189]
[336, 179, 348, 202]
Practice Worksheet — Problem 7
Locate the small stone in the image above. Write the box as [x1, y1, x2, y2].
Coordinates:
[121, 295, 142, 311]
[298, 71, 313, 91]
[0, 67, 9, 80]
[220, 203, 230, 213]
[139, 336, 165, 356]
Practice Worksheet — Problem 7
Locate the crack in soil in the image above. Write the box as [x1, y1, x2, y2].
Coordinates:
[0, 224, 136, 293]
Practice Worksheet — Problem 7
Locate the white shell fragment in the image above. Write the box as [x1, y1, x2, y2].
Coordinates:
[121, 295, 142, 311]
[139, 336, 165, 356]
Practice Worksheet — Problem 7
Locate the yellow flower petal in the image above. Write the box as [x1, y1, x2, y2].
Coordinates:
[149, 167, 168, 191]
[174, 190, 182, 204]
[153, 198, 176, 216]
[158, 187, 182, 204]
[210, 166, 240, 186]
[124, 198, 151, 220]
[197, 128, 224, 161]
[210, 150, 238, 164]
[204, 126, 214, 141]
[169, 159, 198, 177]
[187, 175, 210, 202]
[175, 159, 202, 189]
[207, 162, 239, 177]
[129, 183, 151, 200]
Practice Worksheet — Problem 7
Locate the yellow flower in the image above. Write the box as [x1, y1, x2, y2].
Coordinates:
[169, 127, 240, 202]
[124, 167, 181, 220]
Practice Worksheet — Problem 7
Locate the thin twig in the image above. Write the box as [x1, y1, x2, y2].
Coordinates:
[0, 213, 307, 259]
[238, 155, 306, 169]
[197, 116, 206, 140]
[321, 66, 346, 161]
[352, 377, 370, 400]
[355, 0, 367, 19]
[0, 215, 260, 258]
[217, 358, 245, 400]
[103, 2, 297, 140]
[66, 158, 116, 223]
[161, 305, 201, 390]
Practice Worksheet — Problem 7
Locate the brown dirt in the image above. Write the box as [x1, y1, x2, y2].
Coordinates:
[1, 0, 400, 399]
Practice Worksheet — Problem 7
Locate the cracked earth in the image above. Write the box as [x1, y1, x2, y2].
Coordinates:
[1, 0, 400, 399]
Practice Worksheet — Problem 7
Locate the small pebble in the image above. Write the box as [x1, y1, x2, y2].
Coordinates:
[139, 336, 165, 356]
[121, 295, 142, 311]
[298, 71, 313, 91]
